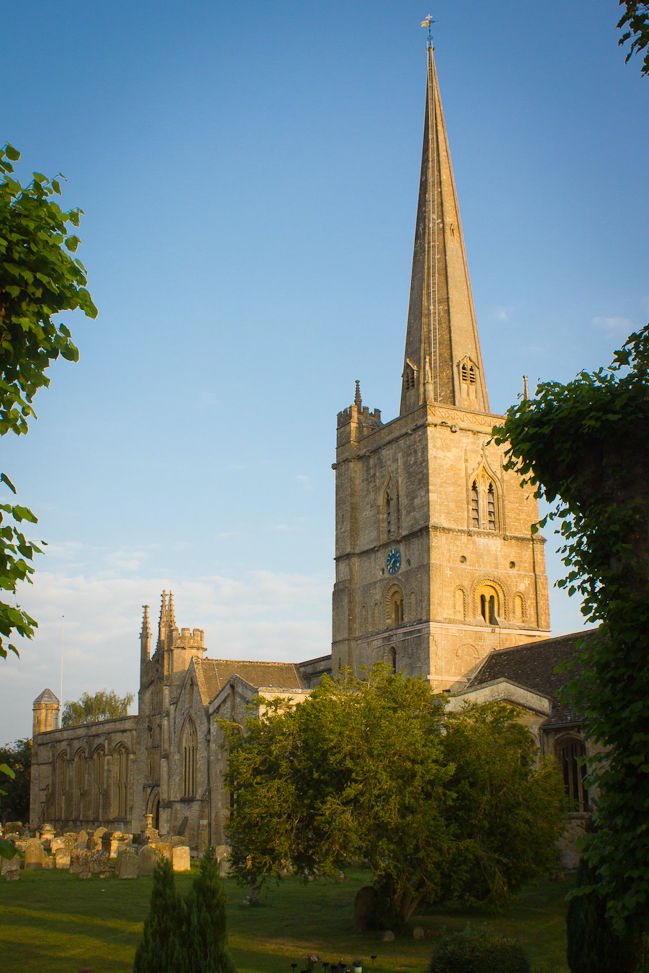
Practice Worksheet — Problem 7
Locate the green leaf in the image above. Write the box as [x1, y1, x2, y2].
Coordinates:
[4, 144, 20, 162]
[1, 474, 16, 495]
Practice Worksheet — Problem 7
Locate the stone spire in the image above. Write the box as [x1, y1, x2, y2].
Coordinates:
[399, 44, 489, 417]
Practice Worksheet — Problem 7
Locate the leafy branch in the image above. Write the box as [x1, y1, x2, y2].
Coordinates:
[618, 1, 649, 76]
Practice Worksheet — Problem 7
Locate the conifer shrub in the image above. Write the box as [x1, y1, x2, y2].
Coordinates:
[182, 847, 237, 973]
[429, 925, 530, 973]
[133, 856, 184, 973]
[566, 857, 638, 973]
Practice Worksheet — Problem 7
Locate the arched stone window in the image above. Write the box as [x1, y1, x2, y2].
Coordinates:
[388, 589, 404, 628]
[459, 357, 479, 402]
[514, 594, 525, 622]
[388, 645, 397, 673]
[454, 587, 466, 619]
[181, 718, 197, 798]
[477, 584, 500, 624]
[55, 751, 67, 820]
[487, 482, 497, 531]
[92, 747, 105, 820]
[113, 746, 129, 819]
[73, 749, 85, 819]
[555, 736, 588, 811]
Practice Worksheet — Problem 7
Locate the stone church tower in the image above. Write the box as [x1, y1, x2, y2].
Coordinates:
[332, 45, 550, 690]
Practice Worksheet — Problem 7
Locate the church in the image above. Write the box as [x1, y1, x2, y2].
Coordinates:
[30, 45, 589, 851]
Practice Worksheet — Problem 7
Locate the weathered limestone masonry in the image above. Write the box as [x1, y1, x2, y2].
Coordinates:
[332, 44, 550, 691]
[30, 592, 316, 846]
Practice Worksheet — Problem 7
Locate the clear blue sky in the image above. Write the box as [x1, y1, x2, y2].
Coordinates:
[1, 0, 647, 741]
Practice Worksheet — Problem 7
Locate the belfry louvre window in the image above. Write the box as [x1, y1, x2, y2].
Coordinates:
[556, 738, 589, 811]
[404, 364, 416, 391]
[182, 719, 197, 798]
[471, 482, 480, 527]
[487, 483, 496, 530]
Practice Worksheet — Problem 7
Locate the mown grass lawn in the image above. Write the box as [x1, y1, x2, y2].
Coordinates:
[0, 867, 571, 973]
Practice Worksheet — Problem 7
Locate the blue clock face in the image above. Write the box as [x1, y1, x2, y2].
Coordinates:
[386, 548, 401, 575]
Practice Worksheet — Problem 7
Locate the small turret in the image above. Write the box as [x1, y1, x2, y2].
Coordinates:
[140, 605, 151, 667]
[33, 689, 60, 737]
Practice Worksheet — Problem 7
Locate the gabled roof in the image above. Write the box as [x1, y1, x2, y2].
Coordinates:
[193, 658, 307, 706]
[33, 688, 59, 705]
[466, 630, 597, 727]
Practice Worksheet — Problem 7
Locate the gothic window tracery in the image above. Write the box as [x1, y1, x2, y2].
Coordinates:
[555, 737, 588, 811]
[471, 482, 480, 527]
[114, 746, 129, 819]
[181, 718, 197, 799]
[469, 474, 500, 532]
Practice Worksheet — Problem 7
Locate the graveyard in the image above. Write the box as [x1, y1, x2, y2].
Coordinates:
[0, 864, 571, 973]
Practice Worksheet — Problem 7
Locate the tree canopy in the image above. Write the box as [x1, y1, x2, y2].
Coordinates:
[494, 325, 649, 934]
[0, 143, 96, 662]
[221, 667, 564, 924]
[62, 689, 135, 727]
[0, 738, 31, 824]
[618, 1, 649, 76]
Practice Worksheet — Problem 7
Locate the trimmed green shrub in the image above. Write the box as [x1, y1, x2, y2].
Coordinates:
[429, 925, 530, 973]
[133, 856, 184, 973]
[182, 847, 237, 973]
[566, 857, 638, 973]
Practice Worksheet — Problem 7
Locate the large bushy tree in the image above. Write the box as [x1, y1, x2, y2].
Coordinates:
[221, 667, 564, 923]
[61, 689, 134, 727]
[0, 143, 97, 665]
[494, 324, 649, 934]
[0, 738, 31, 823]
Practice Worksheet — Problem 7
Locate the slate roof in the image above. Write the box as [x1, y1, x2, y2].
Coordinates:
[467, 630, 599, 727]
[193, 658, 307, 706]
[33, 688, 60, 704]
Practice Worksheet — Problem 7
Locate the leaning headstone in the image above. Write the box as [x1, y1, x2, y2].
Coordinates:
[172, 845, 190, 872]
[382, 931, 395, 942]
[1, 855, 20, 881]
[117, 847, 139, 879]
[76, 829, 88, 846]
[50, 836, 66, 855]
[55, 850, 70, 870]
[24, 839, 44, 871]
[413, 927, 425, 940]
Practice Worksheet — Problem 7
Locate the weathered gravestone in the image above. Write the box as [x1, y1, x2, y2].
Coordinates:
[40, 824, 55, 850]
[73, 842, 87, 853]
[1, 854, 20, 881]
[24, 839, 45, 871]
[171, 836, 187, 849]
[218, 856, 233, 879]
[353, 886, 379, 933]
[55, 849, 70, 870]
[71, 849, 111, 875]
[382, 931, 395, 942]
[42, 854, 55, 870]
[76, 829, 88, 846]
[172, 845, 190, 872]
[117, 847, 139, 879]
[413, 927, 425, 940]
[138, 844, 158, 876]
[155, 842, 172, 862]
[50, 837, 66, 855]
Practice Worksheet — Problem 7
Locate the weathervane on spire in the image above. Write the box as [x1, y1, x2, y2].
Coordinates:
[421, 13, 435, 48]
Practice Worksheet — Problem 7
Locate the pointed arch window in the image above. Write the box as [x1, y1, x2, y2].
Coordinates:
[487, 482, 496, 531]
[181, 718, 197, 798]
[389, 589, 404, 628]
[73, 750, 85, 819]
[114, 746, 129, 819]
[55, 751, 67, 821]
[92, 747, 105, 820]
[556, 737, 588, 811]
[470, 482, 480, 528]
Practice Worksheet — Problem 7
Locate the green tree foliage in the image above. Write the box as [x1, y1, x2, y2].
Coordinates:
[221, 667, 564, 924]
[134, 851, 237, 973]
[0, 738, 31, 823]
[494, 325, 649, 933]
[566, 857, 638, 973]
[618, 1, 649, 76]
[61, 689, 135, 727]
[429, 926, 530, 973]
[0, 763, 18, 860]
[0, 142, 97, 661]
[183, 847, 237, 973]
[441, 704, 565, 907]
[133, 857, 184, 973]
